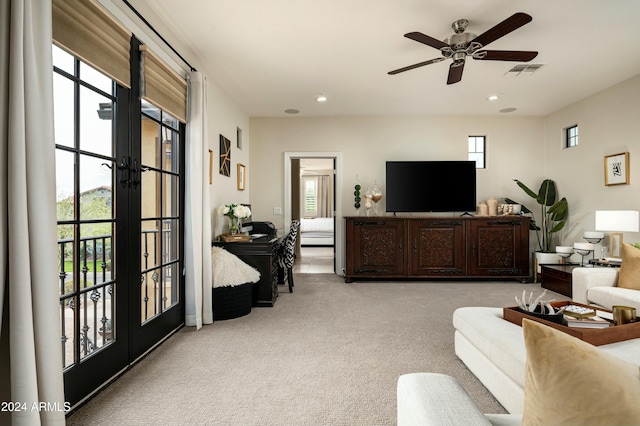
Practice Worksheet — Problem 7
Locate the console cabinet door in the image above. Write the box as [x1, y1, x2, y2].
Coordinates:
[410, 219, 465, 276]
[346, 218, 405, 278]
[468, 218, 530, 278]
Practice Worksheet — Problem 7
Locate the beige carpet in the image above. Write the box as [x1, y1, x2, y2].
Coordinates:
[67, 274, 555, 425]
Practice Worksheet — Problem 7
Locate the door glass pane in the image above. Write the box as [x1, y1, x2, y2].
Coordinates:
[79, 155, 113, 220]
[53, 73, 74, 148]
[162, 174, 178, 216]
[141, 170, 160, 219]
[162, 129, 179, 173]
[56, 150, 75, 220]
[162, 219, 179, 263]
[141, 220, 161, 271]
[141, 266, 161, 322]
[141, 118, 160, 169]
[80, 85, 113, 157]
[163, 263, 179, 307]
[80, 61, 113, 94]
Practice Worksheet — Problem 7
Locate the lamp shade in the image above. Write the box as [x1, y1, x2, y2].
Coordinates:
[595, 210, 640, 232]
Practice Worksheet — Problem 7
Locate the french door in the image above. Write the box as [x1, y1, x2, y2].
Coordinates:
[54, 44, 185, 408]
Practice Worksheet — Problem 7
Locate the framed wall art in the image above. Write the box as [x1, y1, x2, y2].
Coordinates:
[604, 152, 629, 186]
[237, 163, 246, 190]
[219, 135, 231, 176]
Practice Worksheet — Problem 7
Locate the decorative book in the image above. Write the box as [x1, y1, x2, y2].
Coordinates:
[564, 315, 610, 329]
[563, 305, 596, 319]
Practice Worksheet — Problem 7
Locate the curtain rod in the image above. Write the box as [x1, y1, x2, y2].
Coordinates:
[122, 0, 196, 72]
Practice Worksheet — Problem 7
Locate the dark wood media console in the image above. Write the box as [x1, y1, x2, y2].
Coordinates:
[344, 216, 530, 283]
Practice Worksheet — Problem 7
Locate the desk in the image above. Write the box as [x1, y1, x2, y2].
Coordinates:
[213, 236, 281, 307]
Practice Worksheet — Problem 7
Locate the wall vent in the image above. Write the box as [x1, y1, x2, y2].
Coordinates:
[504, 64, 544, 77]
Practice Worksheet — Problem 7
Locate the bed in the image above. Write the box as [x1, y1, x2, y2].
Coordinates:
[299, 217, 334, 246]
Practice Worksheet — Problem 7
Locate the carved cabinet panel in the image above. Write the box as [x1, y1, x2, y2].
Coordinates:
[468, 218, 530, 277]
[410, 219, 465, 276]
[344, 218, 405, 279]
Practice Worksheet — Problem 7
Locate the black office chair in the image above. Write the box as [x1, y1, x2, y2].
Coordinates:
[276, 219, 300, 293]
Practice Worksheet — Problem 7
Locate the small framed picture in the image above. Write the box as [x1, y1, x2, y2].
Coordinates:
[219, 135, 231, 177]
[604, 152, 629, 186]
[237, 163, 246, 190]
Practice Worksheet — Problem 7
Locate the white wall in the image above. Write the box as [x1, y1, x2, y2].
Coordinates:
[251, 115, 545, 224]
[544, 74, 640, 254]
[207, 82, 251, 238]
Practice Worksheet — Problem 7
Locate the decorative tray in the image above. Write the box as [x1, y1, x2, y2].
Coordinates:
[503, 301, 640, 346]
[220, 233, 250, 242]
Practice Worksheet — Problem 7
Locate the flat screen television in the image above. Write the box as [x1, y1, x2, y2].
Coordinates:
[385, 161, 476, 213]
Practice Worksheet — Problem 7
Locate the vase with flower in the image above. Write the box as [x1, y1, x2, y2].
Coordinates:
[217, 203, 252, 235]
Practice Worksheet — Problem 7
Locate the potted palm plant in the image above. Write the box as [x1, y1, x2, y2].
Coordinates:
[505, 179, 568, 277]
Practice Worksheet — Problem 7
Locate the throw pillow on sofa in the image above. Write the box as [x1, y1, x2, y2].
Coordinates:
[521, 318, 640, 425]
[618, 243, 640, 290]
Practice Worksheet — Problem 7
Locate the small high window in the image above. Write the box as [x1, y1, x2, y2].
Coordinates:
[565, 124, 578, 148]
[468, 136, 486, 169]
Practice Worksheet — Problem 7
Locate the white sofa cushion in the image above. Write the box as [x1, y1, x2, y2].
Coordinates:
[588, 285, 640, 311]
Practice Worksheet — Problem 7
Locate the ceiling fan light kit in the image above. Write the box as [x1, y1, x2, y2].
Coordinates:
[389, 12, 538, 85]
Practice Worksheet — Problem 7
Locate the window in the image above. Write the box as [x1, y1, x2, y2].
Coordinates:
[468, 136, 486, 169]
[304, 177, 317, 216]
[565, 125, 578, 148]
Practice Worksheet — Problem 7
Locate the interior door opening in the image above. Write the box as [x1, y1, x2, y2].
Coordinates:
[284, 152, 343, 275]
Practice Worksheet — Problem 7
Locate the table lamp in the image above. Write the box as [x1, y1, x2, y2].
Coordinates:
[595, 210, 640, 260]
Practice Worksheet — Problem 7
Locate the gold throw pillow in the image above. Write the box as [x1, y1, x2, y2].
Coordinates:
[522, 319, 640, 425]
[618, 243, 640, 290]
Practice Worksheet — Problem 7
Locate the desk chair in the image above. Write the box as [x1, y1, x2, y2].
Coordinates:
[277, 219, 300, 293]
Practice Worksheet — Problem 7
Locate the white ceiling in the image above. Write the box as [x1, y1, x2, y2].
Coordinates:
[128, 0, 640, 117]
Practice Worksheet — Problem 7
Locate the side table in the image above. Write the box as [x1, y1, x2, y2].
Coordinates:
[540, 264, 580, 297]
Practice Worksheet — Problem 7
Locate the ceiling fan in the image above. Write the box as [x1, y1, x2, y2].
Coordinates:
[388, 12, 538, 84]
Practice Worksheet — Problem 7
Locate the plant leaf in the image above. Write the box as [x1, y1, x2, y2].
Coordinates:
[537, 179, 557, 206]
[513, 179, 538, 200]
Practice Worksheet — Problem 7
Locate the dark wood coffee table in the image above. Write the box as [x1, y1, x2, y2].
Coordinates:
[540, 264, 579, 297]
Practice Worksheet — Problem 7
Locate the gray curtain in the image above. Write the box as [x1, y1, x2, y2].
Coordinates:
[184, 71, 213, 329]
[317, 175, 333, 217]
[0, 1, 66, 424]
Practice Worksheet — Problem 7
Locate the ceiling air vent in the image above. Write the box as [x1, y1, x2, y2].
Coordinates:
[505, 64, 544, 77]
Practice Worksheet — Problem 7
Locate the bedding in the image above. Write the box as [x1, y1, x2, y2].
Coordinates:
[300, 217, 334, 246]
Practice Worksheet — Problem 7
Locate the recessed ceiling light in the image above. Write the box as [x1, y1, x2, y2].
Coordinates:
[499, 107, 517, 113]
[487, 95, 499, 101]
[316, 94, 328, 103]
[284, 109, 300, 114]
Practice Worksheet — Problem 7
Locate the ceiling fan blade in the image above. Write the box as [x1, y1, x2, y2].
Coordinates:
[472, 13, 532, 48]
[475, 50, 538, 61]
[404, 32, 450, 50]
[447, 62, 465, 85]
[388, 58, 445, 75]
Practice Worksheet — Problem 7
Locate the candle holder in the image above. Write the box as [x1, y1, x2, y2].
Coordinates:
[555, 246, 575, 264]
[574, 242, 595, 266]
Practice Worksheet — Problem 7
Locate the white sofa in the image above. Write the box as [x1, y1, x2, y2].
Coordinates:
[572, 267, 640, 311]
[452, 298, 640, 412]
[399, 268, 640, 424]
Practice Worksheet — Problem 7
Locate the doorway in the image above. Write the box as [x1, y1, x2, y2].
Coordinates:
[284, 152, 344, 275]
